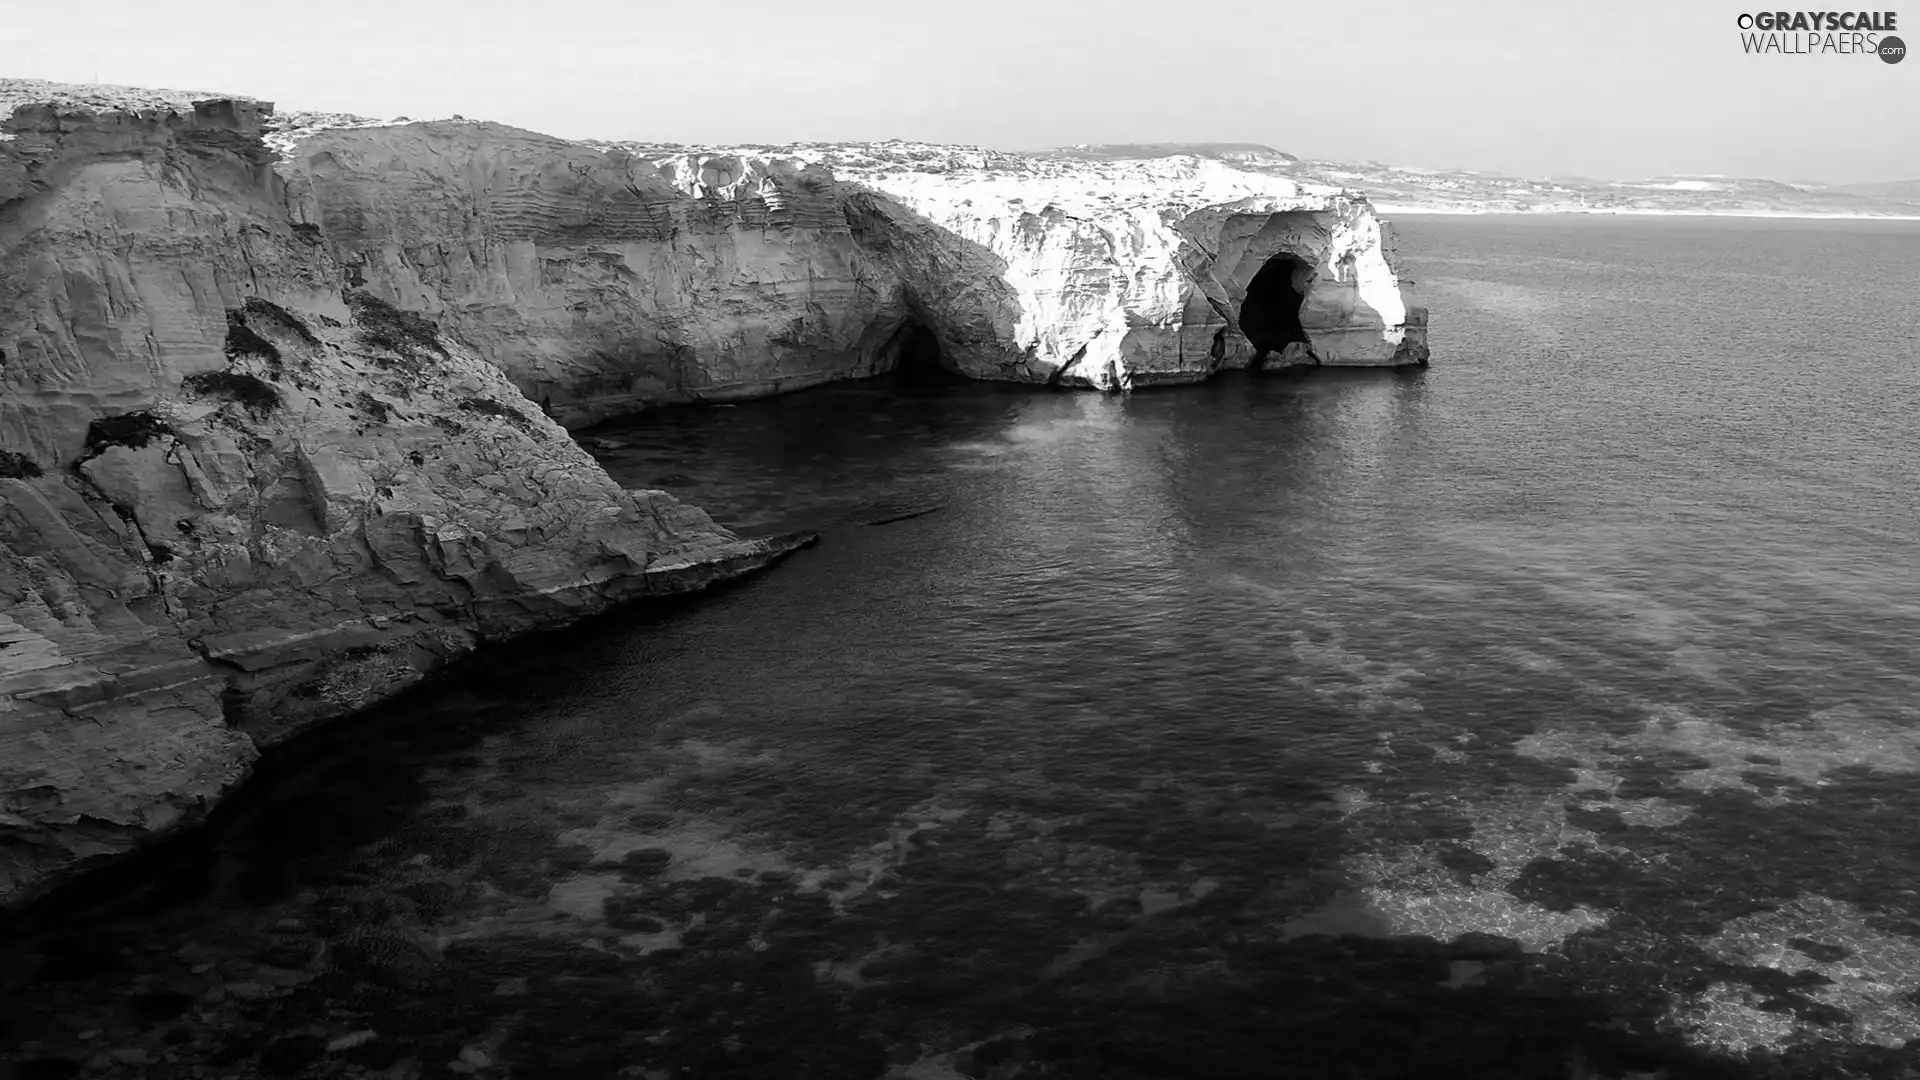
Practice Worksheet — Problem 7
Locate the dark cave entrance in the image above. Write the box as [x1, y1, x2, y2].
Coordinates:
[888, 321, 964, 388]
[1238, 253, 1313, 369]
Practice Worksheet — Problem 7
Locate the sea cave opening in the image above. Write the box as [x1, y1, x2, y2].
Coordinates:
[887, 320, 965, 388]
[1238, 253, 1314, 369]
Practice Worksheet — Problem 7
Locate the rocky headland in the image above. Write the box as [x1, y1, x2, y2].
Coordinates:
[278, 118, 1428, 425]
[0, 79, 1428, 908]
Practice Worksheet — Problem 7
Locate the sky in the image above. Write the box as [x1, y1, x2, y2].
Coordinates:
[3, 0, 1915, 183]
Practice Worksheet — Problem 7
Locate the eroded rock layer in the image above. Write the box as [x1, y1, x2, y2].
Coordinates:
[278, 125, 1429, 415]
[282, 124, 924, 428]
[602, 141, 1433, 390]
[0, 91, 809, 908]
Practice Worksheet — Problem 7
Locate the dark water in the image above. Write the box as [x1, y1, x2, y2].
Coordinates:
[5, 215, 1920, 1079]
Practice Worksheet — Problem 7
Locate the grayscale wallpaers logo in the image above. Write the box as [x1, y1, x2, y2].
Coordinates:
[1735, 10, 1905, 59]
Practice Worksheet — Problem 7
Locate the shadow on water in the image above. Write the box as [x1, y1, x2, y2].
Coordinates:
[0, 584, 751, 935]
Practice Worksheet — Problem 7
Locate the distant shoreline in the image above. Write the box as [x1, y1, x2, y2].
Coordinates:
[1375, 205, 1920, 222]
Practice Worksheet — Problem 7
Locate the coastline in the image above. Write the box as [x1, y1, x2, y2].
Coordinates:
[1375, 204, 1920, 222]
[0, 81, 1431, 909]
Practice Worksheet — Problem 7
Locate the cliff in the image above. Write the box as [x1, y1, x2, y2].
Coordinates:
[0, 87, 809, 908]
[0, 79, 1428, 908]
[278, 122, 925, 429]
[289, 128, 1426, 410]
[808, 144, 1429, 388]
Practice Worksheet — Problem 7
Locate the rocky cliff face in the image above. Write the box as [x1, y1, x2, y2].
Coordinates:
[278, 126, 1426, 415]
[279, 123, 926, 429]
[0, 88, 808, 909]
[807, 146, 1430, 389]
[0, 80, 1430, 909]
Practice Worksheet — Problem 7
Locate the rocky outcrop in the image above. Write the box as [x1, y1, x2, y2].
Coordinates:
[277, 127, 1426, 415]
[0, 89, 809, 908]
[0, 80, 1430, 909]
[280, 123, 924, 428]
[852, 161, 1428, 388]
[765, 146, 1430, 389]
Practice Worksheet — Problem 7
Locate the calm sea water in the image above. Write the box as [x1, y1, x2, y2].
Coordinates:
[3, 215, 1919, 1079]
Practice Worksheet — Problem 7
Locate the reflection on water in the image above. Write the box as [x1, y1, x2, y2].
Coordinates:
[3, 216, 1920, 1078]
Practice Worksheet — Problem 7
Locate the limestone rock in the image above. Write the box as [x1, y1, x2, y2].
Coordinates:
[744, 146, 1432, 388]
[0, 79, 1430, 908]
[279, 125, 1426, 415]
[0, 90, 809, 909]
[279, 124, 918, 428]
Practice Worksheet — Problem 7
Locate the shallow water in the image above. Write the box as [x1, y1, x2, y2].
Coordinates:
[3, 215, 1919, 1079]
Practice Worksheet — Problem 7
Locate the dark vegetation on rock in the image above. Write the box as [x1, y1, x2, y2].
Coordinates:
[222, 309, 282, 370]
[0, 450, 44, 479]
[182, 371, 282, 417]
[241, 296, 319, 346]
[458, 397, 533, 431]
[82, 411, 172, 457]
[346, 291, 447, 362]
[354, 391, 393, 423]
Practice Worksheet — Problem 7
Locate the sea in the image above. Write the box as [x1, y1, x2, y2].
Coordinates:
[2, 214, 1918, 1079]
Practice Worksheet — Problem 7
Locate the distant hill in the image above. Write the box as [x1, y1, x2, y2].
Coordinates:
[1047, 142, 1300, 166]
[1828, 179, 1920, 204]
[1011, 146, 1920, 215]
[1303, 162, 1920, 216]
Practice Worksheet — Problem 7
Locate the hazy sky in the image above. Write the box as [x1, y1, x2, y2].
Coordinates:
[5, 0, 1915, 182]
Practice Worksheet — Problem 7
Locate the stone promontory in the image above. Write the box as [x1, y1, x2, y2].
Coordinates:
[0, 80, 1428, 907]
[284, 124, 1428, 425]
